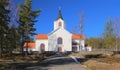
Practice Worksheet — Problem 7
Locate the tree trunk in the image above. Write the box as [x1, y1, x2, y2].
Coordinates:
[0, 34, 3, 58]
[25, 23, 29, 56]
[25, 32, 29, 56]
[21, 34, 24, 56]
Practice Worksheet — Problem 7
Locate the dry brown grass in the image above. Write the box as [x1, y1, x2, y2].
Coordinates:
[69, 51, 120, 70]
[84, 59, 120, 70]
[96, 55, 120, 63]
[69, 51, 113, 58]
[83, 54, 120, 70]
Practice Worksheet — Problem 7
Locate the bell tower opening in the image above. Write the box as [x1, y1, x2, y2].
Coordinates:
[58, 21, 62, 27]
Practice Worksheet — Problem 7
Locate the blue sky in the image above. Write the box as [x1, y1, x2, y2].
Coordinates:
[15, 0, 120, 38]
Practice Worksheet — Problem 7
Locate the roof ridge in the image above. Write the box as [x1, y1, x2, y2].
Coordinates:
[36, 34, 48, 39]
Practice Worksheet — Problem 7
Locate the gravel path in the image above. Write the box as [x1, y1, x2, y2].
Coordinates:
[26, 56, 87, 70]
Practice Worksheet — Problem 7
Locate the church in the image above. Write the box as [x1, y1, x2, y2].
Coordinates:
[24, 9, 85, 53]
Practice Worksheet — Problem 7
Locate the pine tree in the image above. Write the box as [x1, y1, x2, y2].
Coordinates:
[0, 0, 10, 58]
[7, 25, 20, 56]
[18, 0, 40, 55]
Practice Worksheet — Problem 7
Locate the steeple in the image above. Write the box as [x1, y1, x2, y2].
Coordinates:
[54, 7, 65, 30]
[57, 7, 63, 20]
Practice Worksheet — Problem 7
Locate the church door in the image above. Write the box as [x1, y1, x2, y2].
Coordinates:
[58, 47, 62, 52]
[57, 37, 63, 52]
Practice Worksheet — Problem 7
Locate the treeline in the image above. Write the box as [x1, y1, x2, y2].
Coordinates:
[86, 18, 120, 50]
[86, 37, 120, 49]
[0, 0, 40, 58]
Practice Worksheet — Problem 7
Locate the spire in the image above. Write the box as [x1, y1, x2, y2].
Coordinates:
[57, 7, 63, 20]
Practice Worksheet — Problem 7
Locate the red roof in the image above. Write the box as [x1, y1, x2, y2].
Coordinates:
[72, 34, 85, 40]
[23, 42, 35, 48]
[36, 34, 48, 39]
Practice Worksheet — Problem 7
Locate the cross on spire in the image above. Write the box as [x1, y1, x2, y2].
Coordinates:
[57, 7, 63, 20]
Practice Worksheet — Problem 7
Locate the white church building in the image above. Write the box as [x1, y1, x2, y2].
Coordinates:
[24, 9, 85, 53]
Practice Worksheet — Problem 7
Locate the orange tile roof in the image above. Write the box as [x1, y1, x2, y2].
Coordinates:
[72, 34, 85, 40]
[23, 42, 35, 48]
[36, 34, 48, 39]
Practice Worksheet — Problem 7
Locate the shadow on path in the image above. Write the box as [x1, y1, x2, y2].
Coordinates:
[26, 56, 88, 70]
[0, 56, 88, 70]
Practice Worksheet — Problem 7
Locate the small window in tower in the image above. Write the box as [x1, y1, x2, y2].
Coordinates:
[58, 22, 62, 27]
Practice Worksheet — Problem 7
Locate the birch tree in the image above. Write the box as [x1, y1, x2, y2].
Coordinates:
[114, 17, 120, 51]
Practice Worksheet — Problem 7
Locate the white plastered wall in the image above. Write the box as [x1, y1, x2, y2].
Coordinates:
[48, 28, 72, 52]
[54, 18, 66, 30]
[72, 39, 85, 51]
[35, 39, 48, 53]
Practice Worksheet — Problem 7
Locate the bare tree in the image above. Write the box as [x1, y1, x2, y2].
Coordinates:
[79, 11, 85, 51]
[71, 11, 85, 51]
[79, 11, 84, 34]
[71, 11, 84, 34]
[71, 24, 79, 34]
[114, 17, 120, 51]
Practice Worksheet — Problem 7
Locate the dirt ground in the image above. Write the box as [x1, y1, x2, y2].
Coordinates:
[0, 51, 120, 70]
[70, 51, 120, 70]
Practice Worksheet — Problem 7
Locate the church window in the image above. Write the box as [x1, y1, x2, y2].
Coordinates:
[57, 37, 63, 44]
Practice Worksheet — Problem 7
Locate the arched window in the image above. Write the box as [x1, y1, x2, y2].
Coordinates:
[58, 22, 62, 27]
[40, 43, 45, 52]
[57, 37, 63, 44]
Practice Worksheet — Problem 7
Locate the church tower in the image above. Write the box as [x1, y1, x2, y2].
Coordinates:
[54, 8, 65, 30]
